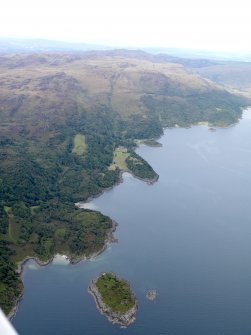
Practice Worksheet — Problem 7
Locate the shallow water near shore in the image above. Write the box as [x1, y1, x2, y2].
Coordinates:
[13, 109, 251, 335]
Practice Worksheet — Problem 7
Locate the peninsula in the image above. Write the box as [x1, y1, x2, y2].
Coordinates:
[88, 272, 137, 327]
[0, 51, 248, 315]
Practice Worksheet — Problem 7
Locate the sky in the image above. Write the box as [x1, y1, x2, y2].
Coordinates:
[1, 0, 251, 52]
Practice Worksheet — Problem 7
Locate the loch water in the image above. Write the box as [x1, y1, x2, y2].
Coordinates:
[13, 110, 251, 335]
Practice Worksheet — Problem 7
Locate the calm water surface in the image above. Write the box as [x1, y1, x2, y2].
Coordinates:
[13, 110, 251, 335]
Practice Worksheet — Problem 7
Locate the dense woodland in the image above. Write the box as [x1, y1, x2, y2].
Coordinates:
[0, 52, 249, 314]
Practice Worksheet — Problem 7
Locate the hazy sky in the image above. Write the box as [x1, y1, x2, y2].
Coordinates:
[1, 0, 251, 51]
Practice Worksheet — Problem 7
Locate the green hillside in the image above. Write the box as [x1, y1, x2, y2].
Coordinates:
[0, 52, 248, 314]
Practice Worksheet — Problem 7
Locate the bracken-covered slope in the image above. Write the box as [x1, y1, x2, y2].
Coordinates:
[193, 61, 251, 98]
[0, 52, 246, 123]
[0, 52, 248, 314]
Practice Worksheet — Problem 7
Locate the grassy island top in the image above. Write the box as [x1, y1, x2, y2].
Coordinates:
[95, 272, 136, 313]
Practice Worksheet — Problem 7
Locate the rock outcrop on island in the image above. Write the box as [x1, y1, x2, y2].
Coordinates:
[88, 272, 137, 327]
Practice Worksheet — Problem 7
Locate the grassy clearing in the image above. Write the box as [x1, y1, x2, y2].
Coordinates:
[0, 282, 6, 293]
[109, 147, 129, 171]
[4, 206, 13, 217]
[30, 206, 40, 215]
[8, 218, 21, 243]
[55, 228, 66, 238]
[3, 207, 20, 242]
[72, 134, 87, 155]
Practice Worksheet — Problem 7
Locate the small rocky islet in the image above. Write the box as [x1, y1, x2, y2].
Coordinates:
[146, 290, 157, 301]
[88, 272, 137, 327]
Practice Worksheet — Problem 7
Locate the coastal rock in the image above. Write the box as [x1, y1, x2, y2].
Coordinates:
[146, 290, 157, 301]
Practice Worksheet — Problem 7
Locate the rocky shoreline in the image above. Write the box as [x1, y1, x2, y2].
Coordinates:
[88, 275, 137, 328]
[133, 171, 159, 185]
[8, 220, 118, 320]
[9, 143, 158, 322]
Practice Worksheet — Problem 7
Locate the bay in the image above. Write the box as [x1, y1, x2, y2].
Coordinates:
[13, 109, 251, 335]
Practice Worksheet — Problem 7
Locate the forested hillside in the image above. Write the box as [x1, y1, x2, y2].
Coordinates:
[0, 52, 248, 314]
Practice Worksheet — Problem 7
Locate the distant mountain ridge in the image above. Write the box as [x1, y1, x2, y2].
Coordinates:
[1, 37, 251, 62]
[0, 38, 112, 53]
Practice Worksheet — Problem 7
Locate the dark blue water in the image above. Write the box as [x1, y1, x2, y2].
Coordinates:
[13, 110, 251, 335]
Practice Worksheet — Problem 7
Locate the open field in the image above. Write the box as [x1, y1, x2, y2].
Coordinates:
[109, 147, 129, 171]
[72, 134, 87, 155]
